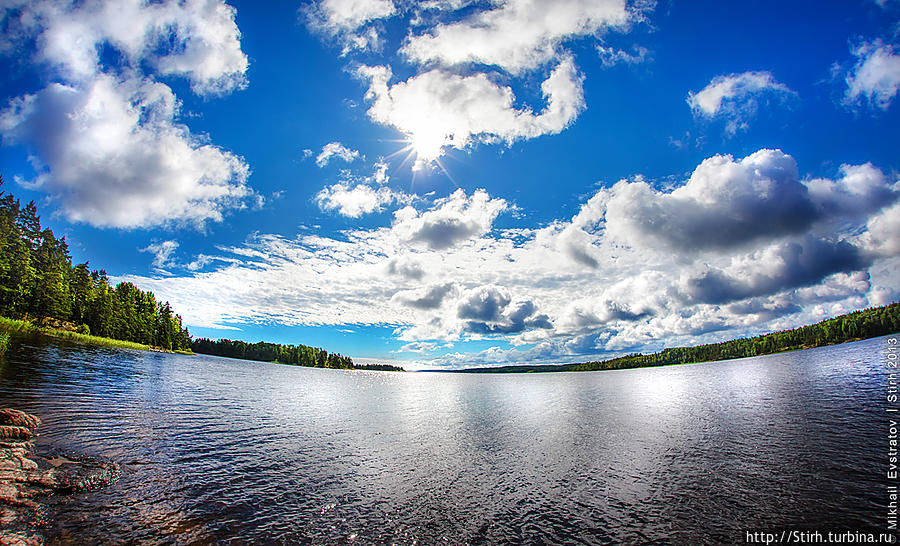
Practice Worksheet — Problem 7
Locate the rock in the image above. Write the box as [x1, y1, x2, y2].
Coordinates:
[0, 411, 40, 430]
[0, 428, 32, 442]
[52, 457, 120, 493]
[0, 408, 118, 544]
[0, 530, 43, 546]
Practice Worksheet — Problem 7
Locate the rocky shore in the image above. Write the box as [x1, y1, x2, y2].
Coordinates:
[0, 409, 119, 545]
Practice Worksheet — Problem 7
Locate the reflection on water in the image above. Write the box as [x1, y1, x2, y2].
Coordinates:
[0, 336, 891, 544]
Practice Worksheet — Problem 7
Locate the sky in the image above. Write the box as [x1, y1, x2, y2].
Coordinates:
[0, 0, 899, 370]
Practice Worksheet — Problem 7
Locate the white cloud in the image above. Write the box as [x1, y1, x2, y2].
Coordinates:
[16, 0, 247, 95]
[400, 0, 630, 73]
[315, 141, 361, 167]
[862, 201, 900, 256]
[596, 44, 649, 67]
[117, 150, 899, 368]
[385, 255, 426, 280]
[392, 282, 456, 310]
[305, 0, 395, 55]
[604, 149, 816, 252]
[414, 0, 475, 13]
[141, 240, 180, 270]
[0, 74, 251, 229]
[807, 162, 898, 219]
[0, 0, 252, 229]
[359, 57, 584, 164]
[687, 71, 793, 134]
[843, 39, 900, 110]
[315, 159, 407, 217]
[677, 237, 868, 305]
[455, 285, 552, 334]
[309, 0, 395, 32]
[306, 0, 642, 169]
[315, 182, 403, 217]
[392, 188, 507, 249]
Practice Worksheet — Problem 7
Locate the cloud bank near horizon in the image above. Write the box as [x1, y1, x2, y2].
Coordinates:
[120, 148, 900, 368]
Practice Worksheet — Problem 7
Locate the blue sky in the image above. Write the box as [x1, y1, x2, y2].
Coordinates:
[1, 0, 899, 369]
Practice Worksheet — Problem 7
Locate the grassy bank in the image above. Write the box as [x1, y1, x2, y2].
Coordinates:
[0, 317, 193, 354]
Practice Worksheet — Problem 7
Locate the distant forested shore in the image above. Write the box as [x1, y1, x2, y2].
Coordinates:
[191, 337, 353, 369]
[459, 302, 900, 373]
[190, 337, 403, 371]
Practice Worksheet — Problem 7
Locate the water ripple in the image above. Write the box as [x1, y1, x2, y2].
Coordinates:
[0, 336, 891, 543]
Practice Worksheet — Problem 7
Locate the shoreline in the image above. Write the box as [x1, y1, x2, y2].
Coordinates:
[0, 317, 193, 356]
[453, 332, 895, 374]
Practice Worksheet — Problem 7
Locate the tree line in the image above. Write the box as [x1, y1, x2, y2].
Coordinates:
[191, 337, 355, 369]
[0, 177, 191, 351]
[461, 301, 900, 373]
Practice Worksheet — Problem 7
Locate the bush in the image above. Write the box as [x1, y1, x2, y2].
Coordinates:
[76, 324, 90, 335]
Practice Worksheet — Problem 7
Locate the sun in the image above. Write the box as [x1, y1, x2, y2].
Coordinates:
[383, 123, 457, 178]
[407, 127, 446, 167]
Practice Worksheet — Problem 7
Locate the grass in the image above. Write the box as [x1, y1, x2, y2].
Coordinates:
[0, 317, 191, 354]
[0, 331, 8, 357]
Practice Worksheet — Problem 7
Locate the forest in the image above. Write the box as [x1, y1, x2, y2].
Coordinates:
[0, 177, 363, 369]
[354, 363, 405, 372]
[191, 337, 354, 369]
[461, 301, 900, 373]
[0, 178, 191, 351]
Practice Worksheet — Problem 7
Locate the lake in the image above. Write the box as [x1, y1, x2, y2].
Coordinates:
[0, 336, 893, 544]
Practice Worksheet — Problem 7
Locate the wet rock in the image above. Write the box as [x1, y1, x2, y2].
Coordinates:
[0, 530, 43, 546]
[0, 412, 39, 431]
[0, 429, 31, 443]
[0, 408, 118, 545]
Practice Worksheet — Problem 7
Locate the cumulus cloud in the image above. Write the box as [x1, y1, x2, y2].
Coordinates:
[807, 162, 899, 219]
[305, 0, 395, 55]
[400, 0, 630, 73]
[0, 0, 252, 229]
[314, 160, 409, 217]
[359, 57, 584, 163]
[0, 75, 251, 228]
[315, 141, 361, 167]
[679, 237, 869, 305]
[12, 0, 248, 94]
[688, 71, 793, 134]
[862, 201, 900, 256]
[605, 149, 816, 252]
[555, 272, 661, 335]
[457, 285, 552, 334]
[843, 39, 900, 110]
[315, 182, 404, 218]
[602, 150, 900, 257]
[385, 256, 426, 280]
[393, 283, 455, 310]
[308, 0, 395, 32]
[392, 188, 507, 249]
[306, 0, 644, 167]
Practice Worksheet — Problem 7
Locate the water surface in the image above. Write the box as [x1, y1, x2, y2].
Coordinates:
[0, 336, 893, 544]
